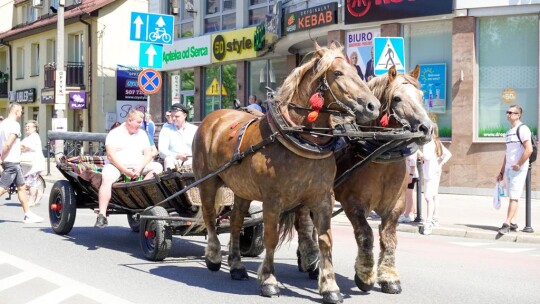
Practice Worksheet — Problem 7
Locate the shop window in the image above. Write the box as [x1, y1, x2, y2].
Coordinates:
[477, 15, 538, 140]
[167, 69, 195, 120]
[30, 43, 40, 76]
[404, 20, 452, 138]
[203, 64, 236, 117]
[248, 57, 287, 105]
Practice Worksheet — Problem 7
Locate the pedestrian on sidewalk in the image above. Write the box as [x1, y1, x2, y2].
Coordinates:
[0, 103, 43, 223]
[20, 120, 46, 207]
[496, 104, 533, 235]
[399, 151, 421, 223]
[421, 123, 452, 235]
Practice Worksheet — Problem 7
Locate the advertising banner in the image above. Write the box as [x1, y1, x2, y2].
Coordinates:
[345, 0, 453, 25]
[418, 64, 447, 114]
[162, 35, 212, 70]
[115, 100, 148, 123]
[345, 29, 380, 82]
[69, 91, 87, 109]
[212, 27, 258, 63]
[116, 65, 146, 101]
[284, 2, 338, 34]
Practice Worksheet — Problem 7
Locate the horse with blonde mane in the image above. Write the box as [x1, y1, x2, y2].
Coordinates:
[192, 42, 380, 303]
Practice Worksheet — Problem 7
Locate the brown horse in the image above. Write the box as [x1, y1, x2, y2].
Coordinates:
[294, 66, 433, 294]
[192, 42, 380, 303]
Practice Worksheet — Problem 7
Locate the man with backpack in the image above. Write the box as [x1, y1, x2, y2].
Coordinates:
[496, 105, 534, 234]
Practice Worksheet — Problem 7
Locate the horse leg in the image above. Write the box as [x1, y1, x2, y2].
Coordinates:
[377, 209, 402, 294]
[343, 199, 376, 292]
[258, 202, 280, 297]
[199, 178, 222, 271]
[228, 196, 250, 280]
[295, 206, 320, 280]
[312, 193, 343, 304]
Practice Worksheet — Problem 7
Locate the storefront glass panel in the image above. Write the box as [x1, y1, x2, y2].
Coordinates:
[404, 20, 453, 138]
[248, 57, 288, 106]
[478, 15, 538, 140]
[203, 64, 237, 117]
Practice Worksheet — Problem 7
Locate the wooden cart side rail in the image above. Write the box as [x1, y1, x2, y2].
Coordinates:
[47, 131, 108, 175]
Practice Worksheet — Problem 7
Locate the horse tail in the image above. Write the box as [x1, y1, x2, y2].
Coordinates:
[278, 210, 296, 247]
[190, 185, 230, 234]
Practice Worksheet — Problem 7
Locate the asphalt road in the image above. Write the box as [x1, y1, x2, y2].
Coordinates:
[1, 181, 539, 304]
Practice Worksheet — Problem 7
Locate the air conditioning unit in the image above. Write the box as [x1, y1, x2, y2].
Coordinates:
[32, 0, 43, 8]
[172, 7, 178, 15]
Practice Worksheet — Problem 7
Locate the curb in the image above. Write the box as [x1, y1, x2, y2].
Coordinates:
[367, 221, 540, 245]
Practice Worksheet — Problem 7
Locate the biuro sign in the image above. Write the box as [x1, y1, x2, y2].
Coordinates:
[212, 27, 258, 63]
[345, 0, 453, 25]
[284, 2, 338, 34]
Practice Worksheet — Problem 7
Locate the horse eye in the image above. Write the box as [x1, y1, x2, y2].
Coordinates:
[393, 96, 402, 103]
[333, 71, 343, 77]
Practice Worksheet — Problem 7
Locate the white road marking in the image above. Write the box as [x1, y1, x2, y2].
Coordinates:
[488, 248, 536, 254]
[449, 242, 495, 247]
[0, 250, 133, 304]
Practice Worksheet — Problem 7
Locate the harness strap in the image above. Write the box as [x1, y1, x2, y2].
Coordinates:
[233, 118, 258, 162]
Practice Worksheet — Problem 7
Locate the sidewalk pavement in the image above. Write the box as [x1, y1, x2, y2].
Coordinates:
[43, 161, 540, 244]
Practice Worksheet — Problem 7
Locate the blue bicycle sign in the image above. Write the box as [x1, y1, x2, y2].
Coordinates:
[130, 12, 174, 45]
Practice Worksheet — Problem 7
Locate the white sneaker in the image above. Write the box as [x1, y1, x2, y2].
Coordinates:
[368, 211, 381, 219]
[431, 217, 440, 227]
[422, 222, 433, 235]
[23, 212, 44, 224]
[398, 215, 412, 223]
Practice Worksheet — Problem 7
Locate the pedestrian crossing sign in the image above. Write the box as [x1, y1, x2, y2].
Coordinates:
[374, 37, 405, 76]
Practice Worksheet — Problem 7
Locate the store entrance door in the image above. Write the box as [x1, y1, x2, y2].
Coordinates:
[180, 90, 194, 121]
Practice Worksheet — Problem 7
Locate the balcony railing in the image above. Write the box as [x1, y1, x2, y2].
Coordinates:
[44, 62, 85, 89]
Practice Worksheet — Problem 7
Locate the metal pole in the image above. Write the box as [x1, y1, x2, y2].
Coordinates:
[522, 164, 534, 233]
[54, 0, 65, 162]
[414, 157, 423, 223]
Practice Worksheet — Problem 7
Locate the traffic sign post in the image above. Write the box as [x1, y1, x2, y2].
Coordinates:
[374, 37, 405, 76]
[130, 12, 174, 45]
[138, 69, 162, 95]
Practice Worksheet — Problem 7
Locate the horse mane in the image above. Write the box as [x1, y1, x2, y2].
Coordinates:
[368, 72, 420, 114]
[274, 43, 346, 106]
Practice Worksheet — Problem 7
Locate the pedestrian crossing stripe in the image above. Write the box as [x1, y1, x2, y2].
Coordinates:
[374, 37, 405, 76]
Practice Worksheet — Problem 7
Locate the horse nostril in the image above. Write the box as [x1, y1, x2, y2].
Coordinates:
[367, 102, 375, 112]
[418, 123, 431, 135]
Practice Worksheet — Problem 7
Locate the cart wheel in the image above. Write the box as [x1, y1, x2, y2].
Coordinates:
[139, 206, 171, 261]
[240, 205, 264, 257]
[127, 214, 140, 232]
[49, 180, 77, 235]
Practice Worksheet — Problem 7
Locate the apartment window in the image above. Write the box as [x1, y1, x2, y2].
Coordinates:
[30, 43, 40, 76]
[249, 0, 274, 26]
[46, 39, 56, 64]
[68, 33, 83, 62]
[204, 0, 236, 33]
[16, 47, 25, 79]
[174, 0, 194, 39]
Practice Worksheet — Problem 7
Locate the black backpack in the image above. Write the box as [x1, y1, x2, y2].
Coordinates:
[516, 124, 538, 164]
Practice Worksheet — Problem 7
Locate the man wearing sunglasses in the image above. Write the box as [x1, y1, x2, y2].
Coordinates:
[496, 105, 533, 234]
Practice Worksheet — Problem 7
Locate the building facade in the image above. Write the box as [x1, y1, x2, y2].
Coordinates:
[0, 0, 538, 195]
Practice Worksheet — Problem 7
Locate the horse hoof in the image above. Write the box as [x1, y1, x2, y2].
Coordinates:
[308, 268, 319, 280]
[260, 284, 280, 297]
[354, 274, 374, 292]
[380, 281, 402, 294]
[205, 257, 221, 272]
[296, 250, 303, 272]
[322, 291, 343, 304]
[230, 268, 249, 281]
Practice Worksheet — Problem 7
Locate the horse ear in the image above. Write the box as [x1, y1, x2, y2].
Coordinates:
[388, 65, 398, 82]
[314, 41, 324, 57]
[410, 65, 420, 80]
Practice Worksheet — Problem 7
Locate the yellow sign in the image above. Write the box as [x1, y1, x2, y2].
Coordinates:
[206, 78, 227, 96]
[502, 87, 516, 103]
[212, 27, 258, 63]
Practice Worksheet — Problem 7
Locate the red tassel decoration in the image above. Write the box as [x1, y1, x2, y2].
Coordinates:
[380, 113, 389, 127]
[308, 92, 324, 122]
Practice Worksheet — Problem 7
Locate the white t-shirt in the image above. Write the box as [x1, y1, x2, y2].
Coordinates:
[422, 140, 452, 180]
[505, 123, 532, 168]
[406, 152, 419, 178]
[0, 118, 22, 163]
[21, 132, 46, 174]
[105, 123, 150, 168]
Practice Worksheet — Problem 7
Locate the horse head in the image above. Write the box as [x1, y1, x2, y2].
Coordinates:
[368, 65, 433, 144]
[274, 42, 380, 128]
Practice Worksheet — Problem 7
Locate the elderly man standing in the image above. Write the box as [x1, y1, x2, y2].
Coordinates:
[158, 103, 198, 169]
[96, 109, 163, 228]
[0, 102, 43, 223]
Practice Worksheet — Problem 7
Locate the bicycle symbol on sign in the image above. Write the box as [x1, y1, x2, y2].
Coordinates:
[149, 28, 172, 44]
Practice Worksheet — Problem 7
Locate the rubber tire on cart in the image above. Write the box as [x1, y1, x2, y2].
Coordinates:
[49, 180, 77, 235]
[240, 205, 265, 257]
[127, 214, 140, 232]
[139, 206, 172, 261]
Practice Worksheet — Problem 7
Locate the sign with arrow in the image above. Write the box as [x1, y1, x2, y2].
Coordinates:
[130, 12, 174, 45]
[206, 78, 227, 96]
[139, 43, 163, 68]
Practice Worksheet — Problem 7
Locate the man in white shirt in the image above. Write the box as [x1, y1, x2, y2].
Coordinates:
[96, 109, 163, 228]
[158, 103, 198, 169]
[0, 102, 43, 223]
